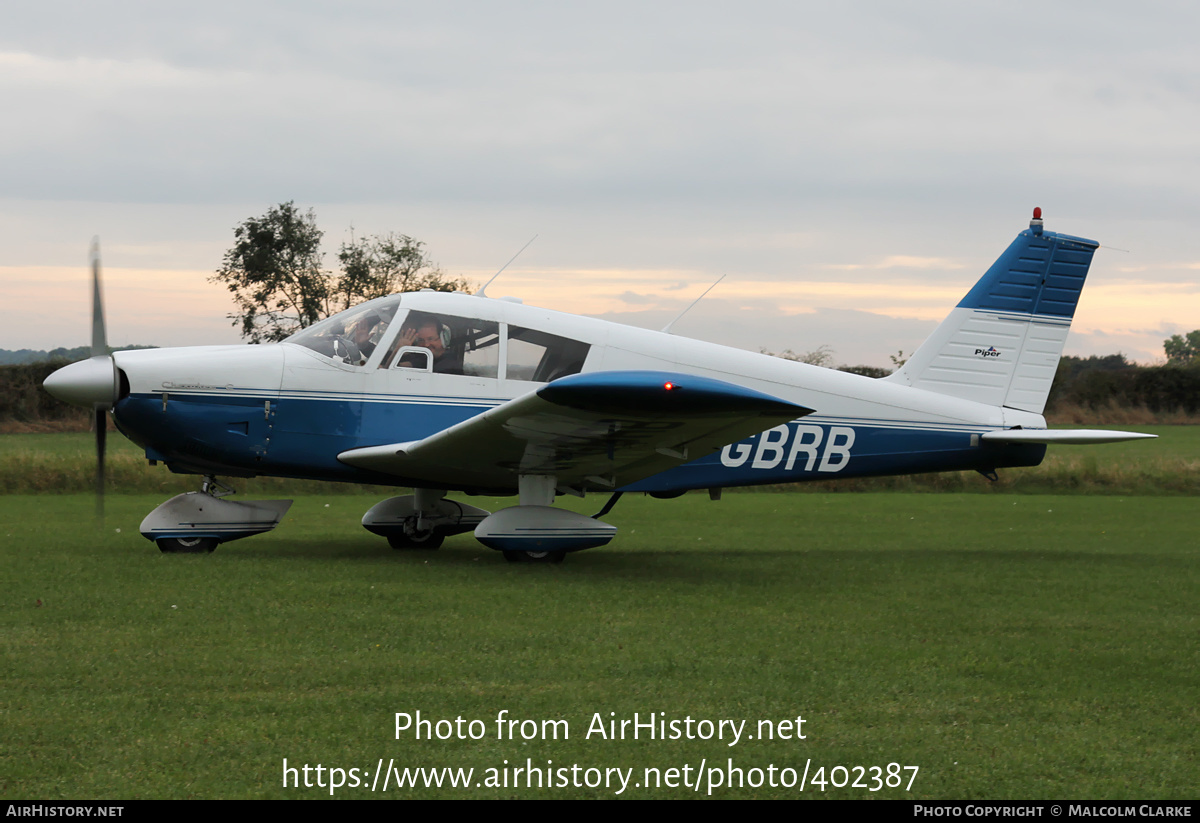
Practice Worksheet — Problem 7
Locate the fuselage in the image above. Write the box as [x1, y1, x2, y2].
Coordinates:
[110, 291, 1046, 494]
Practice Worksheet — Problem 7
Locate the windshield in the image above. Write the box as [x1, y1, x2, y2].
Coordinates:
[284, 295, 405, 366]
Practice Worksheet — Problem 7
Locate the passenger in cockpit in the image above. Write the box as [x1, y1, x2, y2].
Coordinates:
[349, 313, 381, 362]
[330, 312, 383, 365]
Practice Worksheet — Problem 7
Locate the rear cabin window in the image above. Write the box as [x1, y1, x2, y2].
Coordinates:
[507, 326, 590, 382]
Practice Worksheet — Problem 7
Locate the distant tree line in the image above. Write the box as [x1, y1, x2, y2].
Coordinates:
[0, 360, 90, 425]
[0, 347, 156, 426]
[1047, 353, 1200, 415]
[763, 346, 892, 378]
[764, 334, 1200, 417]
[0, 345, 156, 366]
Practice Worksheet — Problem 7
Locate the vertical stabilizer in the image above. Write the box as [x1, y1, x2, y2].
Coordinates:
[885, 210, 1099, 414]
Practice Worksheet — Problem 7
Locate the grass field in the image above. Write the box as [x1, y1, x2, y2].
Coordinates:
[2, 491, 1197, 799]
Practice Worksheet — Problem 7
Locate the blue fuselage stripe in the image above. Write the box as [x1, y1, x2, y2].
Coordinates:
[114, 392, 1044, 491]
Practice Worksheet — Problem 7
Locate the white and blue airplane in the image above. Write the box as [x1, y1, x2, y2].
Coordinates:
[44, 209, 1153, 562]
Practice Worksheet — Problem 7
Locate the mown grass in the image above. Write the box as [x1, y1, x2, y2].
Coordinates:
[1, 425, 1195, 495]
[2, 493, 1197, 799]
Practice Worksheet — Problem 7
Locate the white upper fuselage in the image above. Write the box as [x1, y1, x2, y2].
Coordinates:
[114, 290, 1043, 432]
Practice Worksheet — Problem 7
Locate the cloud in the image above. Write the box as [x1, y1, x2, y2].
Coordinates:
[2, 2, 1198, 357]
[5, 3, 1200, 210]
[826, 256, 966, 271]
[616, 291, 665, 306]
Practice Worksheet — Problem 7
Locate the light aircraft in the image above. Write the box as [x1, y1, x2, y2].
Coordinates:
[44, 209, 1154, 562]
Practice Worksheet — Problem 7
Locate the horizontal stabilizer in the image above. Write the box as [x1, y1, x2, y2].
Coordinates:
[981, 429, 1157, 445]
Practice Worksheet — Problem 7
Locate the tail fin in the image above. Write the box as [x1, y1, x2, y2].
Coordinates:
[885, 210, 1099, 414]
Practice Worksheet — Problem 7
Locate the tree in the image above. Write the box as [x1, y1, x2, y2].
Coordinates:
[333, 232, 468, 316]
[211, 202, 468, 343]
[761, 346, 892, 377]
[1164, 331, 1200, 366]
[839, 364, 891, 378]
[211, 202, 327, 343]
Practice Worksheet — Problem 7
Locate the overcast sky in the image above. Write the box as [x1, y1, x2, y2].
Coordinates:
[2, 1, 1197, 365]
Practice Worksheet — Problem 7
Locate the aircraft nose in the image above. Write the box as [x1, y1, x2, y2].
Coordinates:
[43, 356, 118, 407]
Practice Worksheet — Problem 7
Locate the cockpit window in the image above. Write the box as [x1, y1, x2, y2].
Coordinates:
[285, 295, 404, 366]
[286, 298, 587, 382]
[507, 326, 590, 382]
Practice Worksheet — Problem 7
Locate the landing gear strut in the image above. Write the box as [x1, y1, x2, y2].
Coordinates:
[201, 475, 235, 497]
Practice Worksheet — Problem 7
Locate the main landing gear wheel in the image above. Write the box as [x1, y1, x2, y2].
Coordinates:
[502, 550, 566, 564]
[157, 536, 219, 554]
[387, 529, 444, 550]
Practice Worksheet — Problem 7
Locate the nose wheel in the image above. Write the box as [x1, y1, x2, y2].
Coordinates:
[157, 536, 219, 553]
[387, 523, 445, 550]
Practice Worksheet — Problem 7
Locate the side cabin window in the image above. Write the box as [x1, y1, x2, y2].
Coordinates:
[384, 311, 500, 378]
[507, 325, 590, 382]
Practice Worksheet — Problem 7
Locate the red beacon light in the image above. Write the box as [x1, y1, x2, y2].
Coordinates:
[664, 381, 676, 391]
[1030, 206, 1044, 236]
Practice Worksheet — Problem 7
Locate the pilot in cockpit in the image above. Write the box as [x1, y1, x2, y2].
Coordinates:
[394, 313, 462, 374]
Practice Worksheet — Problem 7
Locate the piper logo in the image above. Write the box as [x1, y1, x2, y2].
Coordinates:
[974, 346, 1001, 358]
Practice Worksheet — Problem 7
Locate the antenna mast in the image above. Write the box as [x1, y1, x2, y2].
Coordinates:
[477, 234, 538, 297]
[661, 274, 727, 334]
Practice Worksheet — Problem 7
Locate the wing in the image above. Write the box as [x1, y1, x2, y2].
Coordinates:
[338, 370, 813, 492]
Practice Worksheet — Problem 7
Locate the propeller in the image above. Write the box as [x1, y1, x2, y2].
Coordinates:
[91, 240, 108, 519]
[43, 239, 117, 519]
